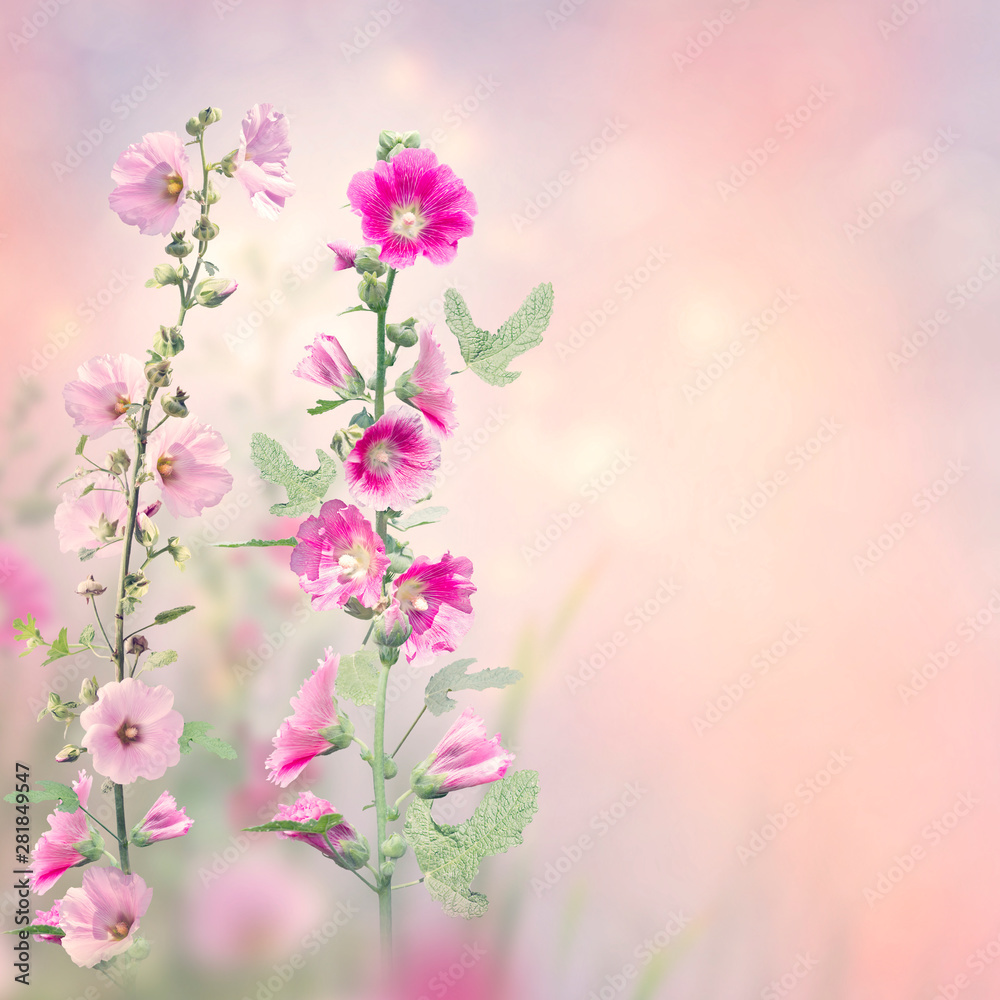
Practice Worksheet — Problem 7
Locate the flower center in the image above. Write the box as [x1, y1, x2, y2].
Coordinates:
[338, 545, 371, 580]
[113, 395, 131, 415]
[116, 721, 140, 745]
[366, 440, 395, 471]
[390, 205, 426, 240]
[157, 456, 174, 479]
[165, 172, 184, 199]
[396, 579, 428, 613]
[109, 918, 132, 941]
[413, 596, 429, 612]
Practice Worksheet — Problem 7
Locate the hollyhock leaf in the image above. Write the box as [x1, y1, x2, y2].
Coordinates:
[348, 409, 374, 429]
[78, 548, 98, 562]
[424, 659, 523, 716]
[79, 625, 95, 645]
[444, 284, 553, 387]
[404, 770, 539, 918]
[336, 650, 380, 708]
[79, 484, 95, 498]
[144, 650, 177, 671]
[307, 399, 350, 416]
[203, 260, 219, 276]
[41, 628, 72, 666]
[245, 813, 344, 834]
[250, 432, 338, 517]
[3, 780, 80, 813]
[212, 538, 297, 548]
[4, 924, 64, 937]
[153, 605, 195, 625]
[338, 305, 371, 316]
[393, 506, 448, 530]
[178, 721, 237, 760]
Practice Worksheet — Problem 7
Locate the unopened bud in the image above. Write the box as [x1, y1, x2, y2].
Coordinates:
[386, 317, 418, 347]
[380, 859, 396, 879]
[198, 106, 222, 126]
[330, 424, 365, 461]
[194, 277, 237, 308]
[381, 833, 407, 859]
[358, 270, 387, 310]
[191, 214, 219, 242]
[166, 537, 191, 570]
[79, 676, 99, 706]
[161, 388, 190, 419]
[124, 571, 150, 599]
[165, 231, 193, 258]
[55, 744, 85, 763]
[145, 359, 172, 388]
[353, 246, 387, 277]
[185, 117, 203, 137]
[372, 602, 412, 648]
[205, 181, 220, 205]
[76, 575, 106, 604]
[378, 644, 399, 668]
[219, 150, 239, 177]
[153, 325, 185, 357]
[106, 449, 130, 476]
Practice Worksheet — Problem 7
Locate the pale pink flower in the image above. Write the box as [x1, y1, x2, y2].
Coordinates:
[327, 241, 357, 271]
[54, 475, 128, 558]
[71, 769, 92, 811]
[410, 708, 514, 799]
[109, 131, 190, 235]
[235, 103, 295, 220]
[393, 552, 476, 667]
[80, 678, 183, 785]
[62, 354, 146, 438]
[147, 418, 233, 518]
[395, 325, 457, 437]
[272, 791, 369, 870]
[130, 790, 194, 847]
[293, 333, 366, 396]
[346, 148, 477, 268]
[290, 499, 389, 610]
[0, 542, 51, 650]
[33, 900, 63, 944]
[265, 649, 353, 787]
[59, 867, 152, 968]
[29, 790, 103, 896]
[345, 407, 441, 511]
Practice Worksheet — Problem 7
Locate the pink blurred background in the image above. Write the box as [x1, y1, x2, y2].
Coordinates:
[3, 1, 1000, 997]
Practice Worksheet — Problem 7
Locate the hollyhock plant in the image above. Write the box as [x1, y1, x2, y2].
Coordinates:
[109, 131, 190, 236]
[33, 900, 63, 944]
[54, 475, 129, 557]
[344, 408, 441, 510]
[291, 499, 390, 610]
[130, 790, 194, 847]
[59, 868, 152, 968]
[62, 354, 147, 438]
[147, 418, 234, 518]
[234, 102, 295, 220]
[346, 147, 477, 268]
[293, 333, 366, 397]
[272, 791, 370, 870]
[80, 678, 184, 785]
[394, 325, 458, 437]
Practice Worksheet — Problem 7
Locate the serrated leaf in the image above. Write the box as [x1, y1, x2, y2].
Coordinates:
[153, 605, 195, 625]
[4, 924, 64, 937]
[250, 432, 338, 517]
[78, 547, 98, 562]
[178, 721, 237, 760]
[392, 506, 448, 530]
[405, 770, 540, 918]
[79, 624, 95, 645]
[424, 659, 523, 716]
[307, 398, 351, 416]
[336, 650, 379, 707]
[203, 260, 219, 276]
[4, 780, 79, 813]
[121, 596, 139, 618]
[13, 615, 42, 644]
[212, 537, 297, 549]
[144, 650, 177, 670]
[444, 283, 552, 386]
[245, 813, 344, 834]
[41, 628, 71, 666]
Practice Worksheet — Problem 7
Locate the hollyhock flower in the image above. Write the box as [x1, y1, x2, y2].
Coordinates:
[393, 553, 476, 668]
[54, 475, 128, 557]
[0, 542, 50, 650]
[411, 708, 514, 799]
[80, 678, 183, 785]
[63, 354, 147, 438]
[235, 103, 295, 220]
[293, 334, 366, 397]
[109, 131, 190, 235]
[328, 241, 357, 271]
[265, 650, 354, 787]
[33, 900, 63, 944]
[290, 499, 389, 610]
[346, 147, 477, 268]
[130, 790, 194, 847]
[59, 867, 152, 968]
[394, 325, 457, 437]
[146, 418, 233, 518]
[344, 408, 441, 511]
[272, 791, 369, 870]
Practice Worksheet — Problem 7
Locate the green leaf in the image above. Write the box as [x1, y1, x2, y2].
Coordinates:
[144, 650, 177, 670]
[245, 813, 344, 834]
[336, 650, 380, 707]
[405, 770, 540, 918]
[4, 780, 79, 813]
[250, 432, 338, 517]
[79, 624, 95, 645]
[121, 596, 140, 618]
[153, 605, 195, 625]
[75, 435, 88, 456]
[78, 547, 98, 562]
[392, 506, 448, 530]
[79, 483, 95, 497]
[337, 304, 371, 316]
[178, 721, 237, 760]
[444, 283, 553, 387]
[41, 628, 71, 666]
[4, 924, 64, 937]
[349, 408, 374, 429]
[212, 538, 297, 549]
[307, 398, 351, 416]
[424, 658, 523, 716]
[203, 260, 219, 276]
[13, 614, 43, 648]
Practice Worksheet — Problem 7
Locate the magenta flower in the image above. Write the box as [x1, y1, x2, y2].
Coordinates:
[235, 103, 295, 220]
[54, 475, 128, 558]
[344, 408, 441, 511]
[290, 499, 389, 610]
[30, 772, 103, 895]
[393, 552, 476, 668]
[394, 325, 458, 437]
[410, 708, 514, 799]
[265, 650, 354, 787]
[59, 867, 152, 968]
[346, 147, 477, 269]
[109, 131, 190, 236]
[293, 334, 366, 397]
[272, 791, 370, 870]
[33, 900, 63, 944]
[328, 241, 358, 271]
[130, 790, 194, 847]
[147, 418, 233, 518]
[62, 354, 147, 438]
[80, 678, 183, 785]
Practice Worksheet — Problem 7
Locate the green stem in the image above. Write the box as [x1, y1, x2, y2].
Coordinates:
[391, 705, 426, 758]
[391, 877, 424, 890]
[92, 601, 113, 651]
[373, 659, 393, 967]
[393, 789, 413, 811]
[82, 807, 122, 844]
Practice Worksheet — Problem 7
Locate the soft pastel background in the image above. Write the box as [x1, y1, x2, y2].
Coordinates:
[2, 0, 999, 997]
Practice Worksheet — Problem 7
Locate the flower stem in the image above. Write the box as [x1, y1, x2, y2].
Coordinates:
[391, 705, 426, 758]
[373, 658, 393, 968]
[82, 807, 122, 845]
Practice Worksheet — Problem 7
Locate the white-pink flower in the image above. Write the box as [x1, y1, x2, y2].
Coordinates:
[147, 419, 233, 518]
[235, 103, 295, 220]
[130, 790, 193, 847]
[293, 334, 366, 396]
[80, 678, 183, 785]
[109, 131, 190, 236]
[54, 475, 128, 558]
[29, 771, 102, 895]
[62, 354, 147, 438]
[394, 325, 457, 437]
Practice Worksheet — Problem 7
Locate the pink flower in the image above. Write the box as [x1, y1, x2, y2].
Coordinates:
[71, 769, 92, 811]
[290, 499, 389, 610]
[265, 650, 354, 787]
[62, 354, 147, 438]
[393, 552, 476, 667]
[80, 678, 183, 785]
[235, 103, 295, 220]
[293, 334, 366, 396]
[410, 708, 514, 799]
[130, 790, 194, 847]
[30, 787, 104, 895]
[59, 867, 152, 968]
[394, 325, 457, 437]
[346, 147, 477, 269]
[147, 419, 233, 518]
[327, 241, 357, 271]
[109, 131, 190, 235]
[54, 475, 128, 558]
[345, 408, 441, 511]
[33, 900, 63, 944]
[0, 542, 50, 650]
[272, 791, 369, 870]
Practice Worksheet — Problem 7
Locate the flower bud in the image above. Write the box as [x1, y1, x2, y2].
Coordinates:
[138, 514, 159, 549]
[318, 715, 355, 751]
[124, 571, 149, 599]
[145, 359, 172, 387]
[166, 537, 191, 570]
[381, 833, 407, 859]
[125, 635, 148, 656]
[79, 676, 99, 706]
[378, 644, 399, 668]
[153, 325, 185, 358]
[76, 575, 106, 604]
[165, 231, 193, 258]
[358, 271, 387, 310]
[72, 828, 105, 864]
[38, 693, 78, 724]
[161, 388, 190, 419]
[377, 129, 401, 159]
[386, 317, 418, 348]
[147, 263, 181, 288]
[372, 602, 412, 648]
[383, 755, 398, 780]
[353, 246, 387, 277]
[219, 150, 239, 177]
[205, 181, 220, 205]
[198, 106, 222, 126]
[334, 835, 372, 872]
[185, 117, 203, 137]
[193, 277, 237, 308]
[379, 859, 396, 879]
[127, 936, 151, 961]
[106, 449, 130, 476]
[143, 500, 162, 519]
[191, 214, 219, 242]
[55, 744, 85, 763]
[330, 424, 366, 461]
